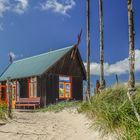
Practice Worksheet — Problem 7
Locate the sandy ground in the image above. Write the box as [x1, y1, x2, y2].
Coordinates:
[0, 109, 115, 140]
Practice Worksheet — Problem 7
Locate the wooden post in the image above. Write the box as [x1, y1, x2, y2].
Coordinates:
[7, 77, 12, 119]
[127, 0, 135, 89]
[115, 74, 119, 85]
[99, 0, 105, 90]
[95, 80, 100, 94]
[86, 0, 90, 101]
[127, 0, 140, 122]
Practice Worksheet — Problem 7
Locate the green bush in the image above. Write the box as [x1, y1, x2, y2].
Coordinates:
[79, 85, 140, 140]
[0, 101, 7, 120]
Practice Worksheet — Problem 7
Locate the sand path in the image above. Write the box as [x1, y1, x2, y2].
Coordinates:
[0, 110, 114, 140]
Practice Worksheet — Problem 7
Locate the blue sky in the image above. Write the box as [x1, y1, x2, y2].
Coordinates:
[0, 0, 140, 86]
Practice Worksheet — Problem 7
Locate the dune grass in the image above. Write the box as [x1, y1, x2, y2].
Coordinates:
[79, 85, 140, 140]
[37, 101, 81, 113]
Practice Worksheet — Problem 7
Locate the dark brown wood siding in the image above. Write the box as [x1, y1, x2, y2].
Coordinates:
[37, 74, 59, 106]
[72, 76, 83, 100]
[37, 76, 46, 107]
[46, 74, 59, 104]
[19, 79, 28, 98]
[37, 77, 41, 97]
[46, 50, 86, 79]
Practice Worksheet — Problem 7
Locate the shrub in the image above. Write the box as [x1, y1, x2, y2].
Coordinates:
[0, 100, 7, 120]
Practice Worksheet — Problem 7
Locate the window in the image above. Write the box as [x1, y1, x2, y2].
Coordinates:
[59, 82, 65, 98]
[29, 77, 37, 98]
[59, 76, 72, 99]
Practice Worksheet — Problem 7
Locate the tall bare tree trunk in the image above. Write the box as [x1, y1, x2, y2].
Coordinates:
[99, 0, 105, 90]
[127, 0, 140, 122]
[7, 77, 12, 119]
[86, 0, 90, 101]
[128, 0, 135, 88]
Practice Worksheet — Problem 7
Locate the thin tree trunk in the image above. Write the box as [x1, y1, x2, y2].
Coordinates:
[128, 0, 135, 88]
[99, 0, 105, 90]
[86, 0, 90, 101]
[7, 77, 12, 119]
[127, 0, 140, 122]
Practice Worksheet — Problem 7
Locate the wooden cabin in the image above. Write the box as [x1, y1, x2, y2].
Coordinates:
[0, 46, 86, 108]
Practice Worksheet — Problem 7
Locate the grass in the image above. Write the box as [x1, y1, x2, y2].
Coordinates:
[0, 101, 7, 120]
[36, 101, 81, 113]
[79, 85, 140, 140]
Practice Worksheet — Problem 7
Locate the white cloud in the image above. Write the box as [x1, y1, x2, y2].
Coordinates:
[84, 49, 140, 76]
[0, 0, 29, 16]
[0, 0, 10, 17]
[40, 0, 76, 16]
[13, 0, 28, 14]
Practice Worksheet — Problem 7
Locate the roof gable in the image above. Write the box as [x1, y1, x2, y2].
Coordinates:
[45, 48, 86, 80]
[0, 46, 73, 81]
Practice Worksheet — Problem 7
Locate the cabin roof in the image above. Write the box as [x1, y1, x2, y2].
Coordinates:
[0, 46, 73, 81]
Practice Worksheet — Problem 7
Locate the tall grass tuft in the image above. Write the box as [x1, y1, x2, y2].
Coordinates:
[79, 85, 140, 140]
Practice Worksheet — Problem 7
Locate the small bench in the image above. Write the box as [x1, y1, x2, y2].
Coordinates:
[16, 97, 40, 109]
